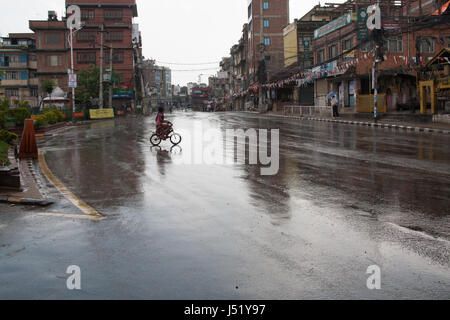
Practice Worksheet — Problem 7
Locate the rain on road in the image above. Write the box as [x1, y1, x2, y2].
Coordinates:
[0, 111, 449, 299]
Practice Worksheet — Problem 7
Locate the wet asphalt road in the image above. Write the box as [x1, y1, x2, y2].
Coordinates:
[0, 111, 449, 299]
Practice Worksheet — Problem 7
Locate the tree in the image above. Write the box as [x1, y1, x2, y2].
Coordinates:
[42, 78, 55, 97]
[75, 65, 124, 109]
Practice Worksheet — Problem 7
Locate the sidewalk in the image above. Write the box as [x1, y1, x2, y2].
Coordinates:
[248, 111, 450, 135]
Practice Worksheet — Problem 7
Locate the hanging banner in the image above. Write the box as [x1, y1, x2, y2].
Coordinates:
[357, 9, 369, 40]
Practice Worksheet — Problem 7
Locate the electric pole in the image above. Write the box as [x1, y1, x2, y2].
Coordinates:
[99, 24, 105, 109]
[109, 43, 113, 109]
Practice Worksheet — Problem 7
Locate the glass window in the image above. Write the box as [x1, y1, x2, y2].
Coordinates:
[385, 36, 403, 53]
[47, 55, 62, 67]
[77, 52, 96, 64]
[264, 38, 271, 46]
[77, 31, 96, 42]
[46, 33, 61, 44]
[263, 2, 269, 10]
[418, 37, 434, 54]
[360, 40, 373, 52]
[6, 72, 18, 80]
[328, 44, 338, 59]
[264, 19, 270, 28]
[81, 10, 95, 21]
[5, 88, 19, 97]
[106, 31, 123, 42]
[105, 9, 123, 21]
[105, 52, 124, 64]
[317, 49, 325, 64]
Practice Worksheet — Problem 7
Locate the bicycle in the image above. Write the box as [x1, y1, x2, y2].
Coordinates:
[150, 121, 182, 146]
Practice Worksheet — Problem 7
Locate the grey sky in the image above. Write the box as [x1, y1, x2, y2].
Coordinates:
[0, 0, 344, 86]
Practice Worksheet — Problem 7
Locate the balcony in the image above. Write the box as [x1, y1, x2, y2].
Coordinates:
[0, 79, 28, 86]
[29, 78, 39, 86]
[0, 62, 27, 69]
[28, 61, 37, 69]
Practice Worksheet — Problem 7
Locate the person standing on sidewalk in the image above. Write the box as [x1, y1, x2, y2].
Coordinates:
[332, 94, 339, 118]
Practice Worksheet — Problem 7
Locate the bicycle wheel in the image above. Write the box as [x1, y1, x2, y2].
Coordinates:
[150, 134, 162, 146]
[170, 133, 182, 145]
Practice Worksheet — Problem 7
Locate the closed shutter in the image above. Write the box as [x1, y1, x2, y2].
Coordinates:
[299, 84, 314, 105]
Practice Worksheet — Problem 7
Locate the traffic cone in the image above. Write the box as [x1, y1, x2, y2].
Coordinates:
[18, 119, 38, 160]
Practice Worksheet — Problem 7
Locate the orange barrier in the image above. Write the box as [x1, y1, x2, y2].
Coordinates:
[18, 119, 38, 160]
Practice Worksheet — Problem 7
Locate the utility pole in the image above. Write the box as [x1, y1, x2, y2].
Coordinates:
[109, 44, 113, 109]
[99, 24, 105, 109]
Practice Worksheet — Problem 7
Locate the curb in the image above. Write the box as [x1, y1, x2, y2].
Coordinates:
[0, 195, 56, 207]
[242, 112, 450, 135]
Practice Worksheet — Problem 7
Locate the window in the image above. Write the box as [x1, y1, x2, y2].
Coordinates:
[47, 55, 62, 67]
[360, 40, 373, 52]
[105, 52, 124, 64]
[328, 44, 338, 59]
[343, 38, 353, 52]
[302, 36, 312, 50]
[263, 2, 269, 10]
[77, 31, 96, 42]
[7, 55, 20, 63]
[264, 19, 270, 28]
[317, 49, 325, 64]
[265, 55, 271, 61]
[385, 36, 403, 53]
[46, 33, 61, 44]
[248, 4, 252, 19]
[81, 10, 95, 21]
[264, 37, 271, 46]
[77, 52, 96, 64]
[105, 9, 123, 21]
[30, 88, 38, 97]
[5, 89, 19, 98]
[5, 72, 18, 80]
[106, 31, 123, 42]
[418, 37, 434, 54]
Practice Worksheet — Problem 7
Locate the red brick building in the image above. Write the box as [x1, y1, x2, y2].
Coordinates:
[66, 0, 139, 95]
[29, 13, 70, 102]
[247, 0, 290, 85]
[312, 0, 450, 113]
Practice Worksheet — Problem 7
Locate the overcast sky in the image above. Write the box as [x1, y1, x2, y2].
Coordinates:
[0, 0, 345, 86]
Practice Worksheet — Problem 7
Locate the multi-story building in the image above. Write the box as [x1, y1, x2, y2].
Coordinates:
[0, 33, 39, 107]
[65, 0, 140, 108]
[312, 0, 450, 113]
[280, 5, 340, 105]
[247, 0, 290, 85]
[230, 24, 249, 110]
[142, 61, 172, 107]
[29, 11, 70, 108]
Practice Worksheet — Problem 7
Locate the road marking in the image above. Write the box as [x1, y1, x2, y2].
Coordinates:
[38, 150, 104, 219]
[38, 212, 105, 221]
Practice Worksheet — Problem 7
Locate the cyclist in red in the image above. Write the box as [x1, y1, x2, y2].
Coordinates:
[156, 107, 171, 139]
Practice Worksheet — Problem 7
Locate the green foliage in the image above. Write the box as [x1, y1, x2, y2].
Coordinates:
[42, 78, 55, 95]
[0, 140, 10, 167]
[34, 116, 47, 129]
[0, 129, 18, 145]
[75, 65, 124, 108]
[34, 105, 64, 128]
[8, 107, 31, 127]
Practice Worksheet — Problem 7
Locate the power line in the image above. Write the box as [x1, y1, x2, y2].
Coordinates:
[155, 60, 221, 65]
